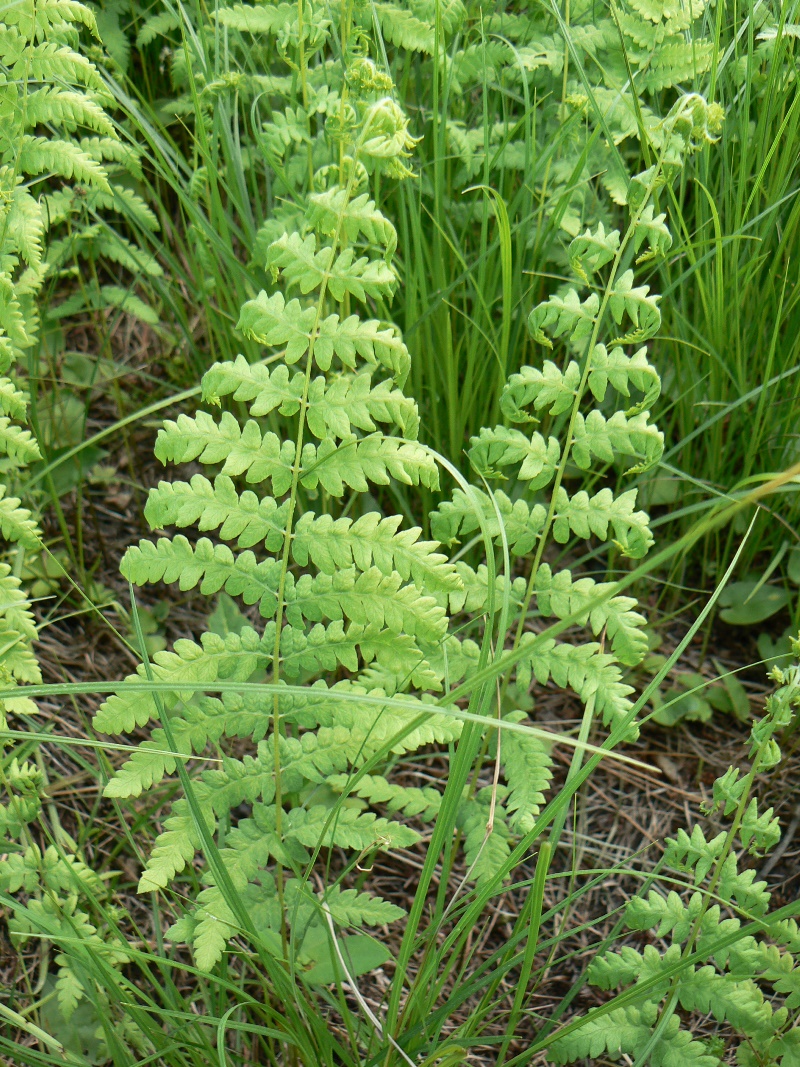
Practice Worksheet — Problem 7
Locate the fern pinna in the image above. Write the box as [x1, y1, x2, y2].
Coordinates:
[545, 648, 800, 1067]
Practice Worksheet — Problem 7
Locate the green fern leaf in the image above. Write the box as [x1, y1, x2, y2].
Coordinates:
[94, 628, 267, 734]
[534, 563, 648, 665]
[0, 418, 41, 465]
[307, 186, 398, 258]
[23, 87, 116, 136]
[528, 289, 599, 349]
[328, 773, 441, 821]
[318, 884, 406, 926]
[19, 136, 111, 191]
[501, 711, 553, 831]
[213, 2, 296, 33]
[237, 293, 413, 379]
[430, 487, 547, 557]
[500, 360, 581, 421]
[517, 636, 637, 733]
[292, 511, 461, 592]
[587, 345, 661, 414]
[570, 408, 663, 473]
[267, 232, 397, 302]
[144, 476, 289, 550]
[468, 426, 561, 488]
[0, 487, 40, 548]
[552, 485, 653, 557]
[458, 790, 512, 885]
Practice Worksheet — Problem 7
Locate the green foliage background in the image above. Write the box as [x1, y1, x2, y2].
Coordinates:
[1, 0, 800, 1064]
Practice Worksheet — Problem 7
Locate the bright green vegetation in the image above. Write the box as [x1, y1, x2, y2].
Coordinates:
[1, 0, 800, 1064]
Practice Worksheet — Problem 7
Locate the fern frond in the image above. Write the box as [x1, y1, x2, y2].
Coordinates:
[552, 486, 653, 558]
[23, 87, 116, 136]
[94, 628, 267, 734]
[213, 3, 297, 35]
[291, 511, 461, 593]
[202, 357, 418, 438]
[267, 232, 397, 302]
[501, 712, 553, 832]
[0, 488, 41, 549]
[516, 636, 637, 733]
[19, 135, 111, 191]
[307, 187, 398, 257]
[430, 487, 547, 557]
[0, 418, 41, 465]
[238, 292, 411, 380]
[328, 773, 442, 821]
[144, 475, 289, 550]
[533, 564, 648, 665]
[468, 426, 561, 489]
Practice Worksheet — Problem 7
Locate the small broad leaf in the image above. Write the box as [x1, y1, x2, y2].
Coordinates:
[301, 932, 392, 985]
[718, 581, 789, 626]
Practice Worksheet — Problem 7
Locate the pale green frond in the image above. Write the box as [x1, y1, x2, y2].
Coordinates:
[202, 356, 418, 438]
[307, 186, 398, 257]
[144, 475, 289, 550]
[569, 222, 621, 282]
[213, 3, 297, 35]
[4, 189, 44, 268]
[500, 360, 581, 421]
[500, 711, 553, 832]
[238, 291, 411, 380]
[570, 408, 663, 473]
[21, 42, 104, 90]
[317, 884, 405, 926]
[587, 344, 661, 414]
[552, 486, 654, 558]
[0, 377, 27, 421]
[546, 1003, 719, 1065]
[468, 426, 561, 489]
[23, 87, 116, 136]
[607, 269, 662, 344]
[121, 536, 284, 617]
[0, 417, 41, 465]
[458, 790, 512, 885]
[284, 803, 420, 850]
[19, 135, 111, 191]
[448, 562, 528, 616]
[328, 773, 441, 821]
[528, 289, 599, 350]
[372, 4, 434, 52]
[289, 567, 448, 642]
[135, 10, 179, 45]
[0, 486, 40, 548]
[291, 510, 461, 593]
[533, 563, 649, 665]
[155, 415, 438, 495]
[267, 232, 397, 302]
[430, 486, 547, 557]
[94, 628, 267, 735]
[516, 636, 638, 735]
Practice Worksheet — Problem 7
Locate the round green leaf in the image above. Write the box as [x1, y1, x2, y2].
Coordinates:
[718, 581, 789, 626]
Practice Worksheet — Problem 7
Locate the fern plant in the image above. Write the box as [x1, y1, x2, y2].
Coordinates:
[545, 644, 800, 1066]
[0, 0, 160, 685]
[95, 0, 722, 987]
[0, 1, 159, 1051]
[93, 55, 463, 974]
[0, 741, 143, 1060]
